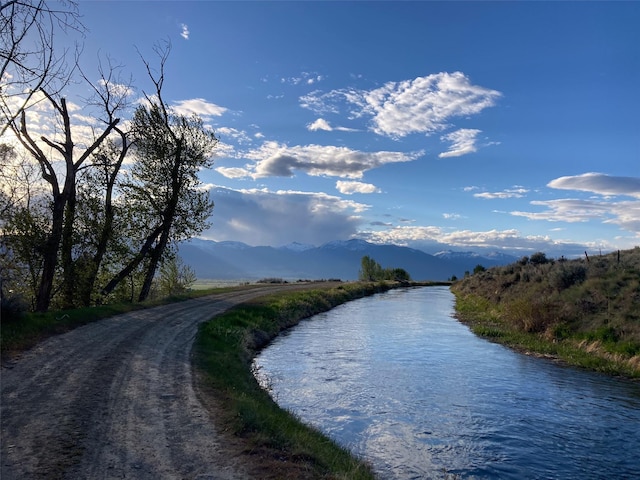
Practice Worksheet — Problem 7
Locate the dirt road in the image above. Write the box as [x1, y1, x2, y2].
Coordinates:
[1, 286, 298, 479]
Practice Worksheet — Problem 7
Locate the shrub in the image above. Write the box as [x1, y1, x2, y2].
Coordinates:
[530, 252, 549, 266]
[588, 326, 619, 343]
[502, 297, 558, 333]
[473, 264, 486, 274]
[549, 264, 587, 291]
[1, 292, 28, 323]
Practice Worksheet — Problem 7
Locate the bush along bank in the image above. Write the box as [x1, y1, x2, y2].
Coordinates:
[451, 248, 640, 378]
[193, 281, 403, 479]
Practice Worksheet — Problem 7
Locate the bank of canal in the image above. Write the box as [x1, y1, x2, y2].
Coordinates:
[254, 286, 640, 479]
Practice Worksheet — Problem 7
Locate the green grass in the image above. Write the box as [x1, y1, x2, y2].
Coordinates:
[193, 281, 402, 479]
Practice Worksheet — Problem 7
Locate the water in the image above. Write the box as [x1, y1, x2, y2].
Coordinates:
[253, 286, 640, 479]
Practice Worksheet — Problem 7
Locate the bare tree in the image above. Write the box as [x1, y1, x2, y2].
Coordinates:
[6, 58, 130, 310]
[1, 0, 83, 136]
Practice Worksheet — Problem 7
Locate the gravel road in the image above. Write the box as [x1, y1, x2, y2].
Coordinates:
[1, 286, 298, 479]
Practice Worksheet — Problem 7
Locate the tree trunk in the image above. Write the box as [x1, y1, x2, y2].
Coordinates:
[60, 184, 77, 309]
[137, 140, 183, 302]
[35, 194, 65, 312]
[79, 142, 128, 307]
[138, 228, 170, 302]
[100, 224, 164, 297]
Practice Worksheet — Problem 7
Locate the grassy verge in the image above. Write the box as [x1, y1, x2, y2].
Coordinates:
[193, 281, 402, 479]
[453, 292, 640, 378]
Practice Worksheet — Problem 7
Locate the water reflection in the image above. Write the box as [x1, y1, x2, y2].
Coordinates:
[254, 287, 640, 479]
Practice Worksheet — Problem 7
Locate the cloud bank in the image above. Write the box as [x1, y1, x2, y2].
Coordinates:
[202, 186, 367, 246]
[358, 225, 597, 257]
[510, 173, 640, 239]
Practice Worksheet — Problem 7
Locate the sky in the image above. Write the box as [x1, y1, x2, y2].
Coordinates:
[15, 1, 640, 256]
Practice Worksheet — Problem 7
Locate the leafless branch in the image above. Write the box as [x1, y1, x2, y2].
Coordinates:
[1, 0, 84, 136]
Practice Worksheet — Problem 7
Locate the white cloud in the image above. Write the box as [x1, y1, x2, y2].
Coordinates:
[511, 199, 609, 223]
[280, 72, 325, 86]
[336, 181, 381, 195]
[439, 128, 482, 158]
[171, 98, 227, 118]
[214, 166, 251, 179]
[300, 71, 501, 139]
[474, 187, 529, 199]
[180, 23, 190, 40]
[201, 186, 368, 246]
[548, 173, 640, 199]
[307, 118, 359, 132]
[307, 118, 332, 131]
[230, 141, 423, 179]
[216, 126, 253, 144]
[3, 89, 135, 163]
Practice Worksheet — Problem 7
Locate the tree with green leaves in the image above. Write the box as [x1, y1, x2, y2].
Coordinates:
[101, 43, 217, 302]
[158, 255, 196, 297]
[359, 255, 383, 281]
[359, 255, 411, 282]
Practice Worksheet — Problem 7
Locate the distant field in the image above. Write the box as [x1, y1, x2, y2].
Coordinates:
[191, 279, 256, 290]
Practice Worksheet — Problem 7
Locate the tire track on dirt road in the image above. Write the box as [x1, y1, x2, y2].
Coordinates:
[1, 286, 299, 479]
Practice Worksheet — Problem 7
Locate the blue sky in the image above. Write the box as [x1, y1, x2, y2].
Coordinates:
[54, 2, 640, 255]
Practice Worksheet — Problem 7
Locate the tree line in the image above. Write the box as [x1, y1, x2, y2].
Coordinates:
[1, 1, 216, 313]
[358, 256, 411, 282]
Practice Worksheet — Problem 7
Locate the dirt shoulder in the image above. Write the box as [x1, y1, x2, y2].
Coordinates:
[1, 285, 311, 479]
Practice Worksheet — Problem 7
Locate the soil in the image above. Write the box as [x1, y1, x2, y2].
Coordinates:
[1, 285, 316, 479]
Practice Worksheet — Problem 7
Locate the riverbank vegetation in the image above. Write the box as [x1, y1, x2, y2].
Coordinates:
[194, 281, 403, 479]
[451, 248, 640, 378]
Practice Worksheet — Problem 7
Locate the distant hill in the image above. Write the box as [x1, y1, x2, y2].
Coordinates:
[177, 238, 516, 281]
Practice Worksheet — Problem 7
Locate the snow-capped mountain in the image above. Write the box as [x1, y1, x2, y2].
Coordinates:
[278, 242, 316, 252]
[178, 239, 517, 281]
[434, 249, 517, 264]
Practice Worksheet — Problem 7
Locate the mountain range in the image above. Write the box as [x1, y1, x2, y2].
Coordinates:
[177, 238, 517, 282]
